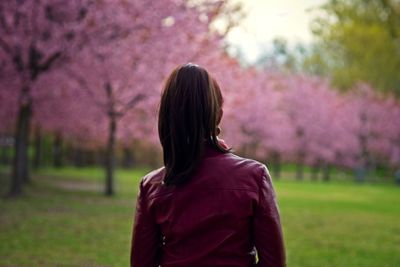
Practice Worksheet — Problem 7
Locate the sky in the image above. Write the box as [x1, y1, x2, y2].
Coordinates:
[224, 0, 327, 62]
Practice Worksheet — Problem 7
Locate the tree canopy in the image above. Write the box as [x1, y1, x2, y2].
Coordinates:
[308, 0, 400, 96]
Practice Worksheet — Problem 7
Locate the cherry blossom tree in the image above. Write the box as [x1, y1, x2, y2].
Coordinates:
[0, 0, 155, 195]
[54, 0, 233, 195]
[219, 67, 400, 181]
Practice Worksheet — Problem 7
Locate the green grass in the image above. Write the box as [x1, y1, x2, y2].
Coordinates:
[1, 166, 399, 267]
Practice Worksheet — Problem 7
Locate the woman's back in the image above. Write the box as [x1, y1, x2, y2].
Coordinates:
[131, 141, 285, 267]
[130, 64, 285, 267]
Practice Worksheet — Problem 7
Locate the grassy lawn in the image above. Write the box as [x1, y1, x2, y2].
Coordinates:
[0, 166, 399, 267]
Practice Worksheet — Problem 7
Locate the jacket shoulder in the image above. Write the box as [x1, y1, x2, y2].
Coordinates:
[138, 167, 166, 196]
[224, 152, 268, 177]
[141, 167, 165, 184]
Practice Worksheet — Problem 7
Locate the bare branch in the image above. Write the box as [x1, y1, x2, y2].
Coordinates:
[120, 93, 147, 115]
[12, 46, 24, 73]
[39, 51, 62, 72]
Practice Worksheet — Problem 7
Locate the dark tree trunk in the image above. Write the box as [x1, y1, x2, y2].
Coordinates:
[33, 127, 42, 170]
[356, 112, 369, 182]
[73, 147, 84, 167]
[1, 140, 10, 166]
[81, 150, 89, 166]
[86, 150, 97, 166]
[311, 159, 320, 181]
[105, 114, 116, 196]
[81, 150, 89, 167]
[322, 162, 331, 182]
[271, 152, 281, 179]
[53, 133, 63, 168]
[84, 150, 91, 166]
[104, 82, 120, 196]
[10, 93, 32, 195]
[122, 146, 134, 168]
[296, 162, 304, 180]
[296, 151, 305, 180]
[64, 143, 71, 166]
[94, 148, 104, 166]
[295, 128, 305, 181]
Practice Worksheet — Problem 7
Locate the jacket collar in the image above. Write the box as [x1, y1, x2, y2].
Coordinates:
[203, 140, 225, 158]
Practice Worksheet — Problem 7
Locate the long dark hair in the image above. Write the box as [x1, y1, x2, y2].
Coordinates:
[158, 63, 230, 186]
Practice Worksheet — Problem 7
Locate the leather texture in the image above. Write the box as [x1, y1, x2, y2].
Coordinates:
[131, 141, 286, 267]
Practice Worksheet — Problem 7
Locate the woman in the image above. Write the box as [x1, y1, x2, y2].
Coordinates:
[130, 63, 286, 267]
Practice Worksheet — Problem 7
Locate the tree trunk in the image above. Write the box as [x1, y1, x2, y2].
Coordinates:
[64, 143, 71, 166]
[271, 152, 281, 179]
[1, 138, 10, 166]
[53, 133, 63, 168]
[296, 162, 304, 180]
[33, 127, 42, 170]
[356, 112, 369, 182]
[296, 151, 305, 180]
[10, 94, 32, 195]
[311, 160, 320, 181]
[95, 148, 104, 166]
[86, 150, 96, 166]
[322, 162, 330, 182]
[81, 150, 89, 166]
[122, 146, 134, 168]
[73, 146, 83, 167]
[105, 115, 116, 196]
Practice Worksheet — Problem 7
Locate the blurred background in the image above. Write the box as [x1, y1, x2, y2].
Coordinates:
[0, 0, 399, 266]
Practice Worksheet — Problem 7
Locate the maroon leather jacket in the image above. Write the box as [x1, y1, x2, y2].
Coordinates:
[131, 141, 286, 267]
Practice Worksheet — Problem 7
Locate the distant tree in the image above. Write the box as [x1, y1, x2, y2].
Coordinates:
[255, 37, 309, 73]
[308, 0, 400, 96]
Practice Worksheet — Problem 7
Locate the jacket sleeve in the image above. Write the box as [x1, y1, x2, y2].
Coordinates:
[130, 179, 161, 267]
[253, 165, 286, 267]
